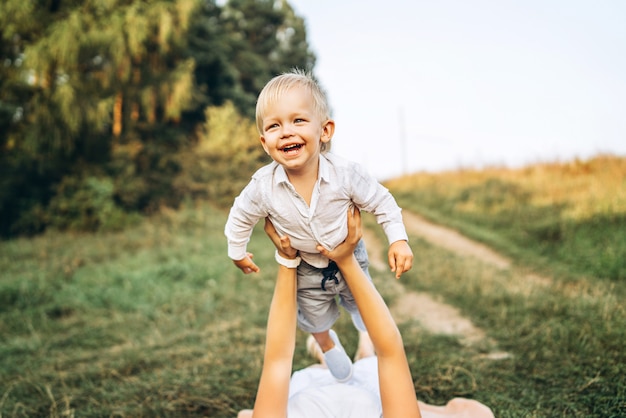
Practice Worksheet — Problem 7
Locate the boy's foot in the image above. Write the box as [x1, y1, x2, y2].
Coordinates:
[323, 330, 353, 382]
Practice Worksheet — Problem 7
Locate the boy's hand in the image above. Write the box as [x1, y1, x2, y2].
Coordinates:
[388, 240, 413, 279]
[233, 253, 260, 274]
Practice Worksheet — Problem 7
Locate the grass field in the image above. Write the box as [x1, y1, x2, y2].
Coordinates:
[1, 156, 625, 417]
[386, 155, 626, 281]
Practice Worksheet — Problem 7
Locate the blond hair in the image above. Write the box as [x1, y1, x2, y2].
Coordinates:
[256, 69, 332, 151]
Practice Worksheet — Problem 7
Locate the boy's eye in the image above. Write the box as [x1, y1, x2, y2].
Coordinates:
[266, 123, 279, 130]
[294, 118, 305, 123]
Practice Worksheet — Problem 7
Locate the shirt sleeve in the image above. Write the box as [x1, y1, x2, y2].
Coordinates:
[224, 179, 268, 260]
[348, 163, 409, 245]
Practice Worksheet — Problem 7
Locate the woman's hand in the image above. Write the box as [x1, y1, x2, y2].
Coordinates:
[316, 207, 363, 263]
[264, 217, 299, 260]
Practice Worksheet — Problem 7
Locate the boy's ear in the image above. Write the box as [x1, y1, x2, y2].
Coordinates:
[259, 135, 270, 154]
[321, 119, 335, 143]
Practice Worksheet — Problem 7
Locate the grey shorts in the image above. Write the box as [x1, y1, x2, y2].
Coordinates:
[296, 239, 372, 333]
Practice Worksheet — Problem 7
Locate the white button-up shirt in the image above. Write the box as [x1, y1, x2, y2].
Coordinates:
[225, 153, 408, 268]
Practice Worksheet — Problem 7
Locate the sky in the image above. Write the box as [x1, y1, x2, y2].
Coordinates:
[288, 0, 626, 180]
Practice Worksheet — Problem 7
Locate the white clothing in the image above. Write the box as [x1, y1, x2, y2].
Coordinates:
[287, 357, 496, 418]
[287, 356, 383, 418]
[225, 153, 408, 268]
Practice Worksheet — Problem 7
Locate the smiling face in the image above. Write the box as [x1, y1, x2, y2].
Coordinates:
[260, 85, 334, 177]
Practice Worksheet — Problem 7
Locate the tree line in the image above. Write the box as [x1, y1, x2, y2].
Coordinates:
[0, 0, 315, 237]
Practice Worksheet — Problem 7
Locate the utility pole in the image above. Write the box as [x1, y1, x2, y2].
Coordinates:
[399, 106, 407, 175]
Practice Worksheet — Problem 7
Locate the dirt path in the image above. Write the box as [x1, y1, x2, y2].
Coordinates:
[401, 212, 511, 270]
[364, 211, 511, 359]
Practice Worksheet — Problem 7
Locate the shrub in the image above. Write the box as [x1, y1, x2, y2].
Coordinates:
[174, 101, 270, 208]
[46, 175, 139, 231]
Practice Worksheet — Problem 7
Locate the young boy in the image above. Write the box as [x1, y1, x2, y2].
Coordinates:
[224, 69, 413, 382]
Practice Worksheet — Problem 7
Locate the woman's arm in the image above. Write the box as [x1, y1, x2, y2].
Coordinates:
[247, 219, 299, 418]
[317, 208, 422, 418]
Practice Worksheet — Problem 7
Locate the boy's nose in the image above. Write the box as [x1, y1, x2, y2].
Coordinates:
[280, 124, 295, 137]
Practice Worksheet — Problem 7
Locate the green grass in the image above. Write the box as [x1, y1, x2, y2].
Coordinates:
[380, 156, 626, 416]
[385, 156, 626, 281]
[362, 209, 625, 417]
[0, 204, 279, 417]
[396, 236, 625, 417]
[2, 172, 626, 416]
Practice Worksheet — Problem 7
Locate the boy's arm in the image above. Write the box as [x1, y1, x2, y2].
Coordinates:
[349, 166, 413, 278]
[225, 182, 266, 274]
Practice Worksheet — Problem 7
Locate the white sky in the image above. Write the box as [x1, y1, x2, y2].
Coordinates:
[288, 0, 626, 180]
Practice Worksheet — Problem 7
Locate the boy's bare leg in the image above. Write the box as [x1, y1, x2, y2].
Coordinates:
[306, 335, 326, 366]
[310, 331, 374, 363]
[312, 330, 335, 352]
[311, 329, 353, 382]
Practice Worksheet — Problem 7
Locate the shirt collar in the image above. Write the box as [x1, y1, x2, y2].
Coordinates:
[273, 154, 331, 185]
[318, 153, 331, 183]
[273, 162, 290, 185]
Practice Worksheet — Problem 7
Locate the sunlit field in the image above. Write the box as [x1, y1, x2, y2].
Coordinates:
[1, 156, 624, 417]
[386, 155, 626, 281]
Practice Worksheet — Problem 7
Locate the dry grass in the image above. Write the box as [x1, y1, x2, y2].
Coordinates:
[386, 154, 626, 281]
[387, 154, 626, 221]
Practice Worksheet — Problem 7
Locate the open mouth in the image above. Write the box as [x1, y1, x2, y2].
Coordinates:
[281, 144, 303, 153]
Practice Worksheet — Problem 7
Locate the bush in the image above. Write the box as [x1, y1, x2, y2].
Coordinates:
[173, 101, 270, 208]
[46, 175, 139, 231]
[3, 102, 268, 236]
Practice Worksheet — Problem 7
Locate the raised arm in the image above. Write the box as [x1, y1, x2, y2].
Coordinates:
[317, 208, 422, 418]
[225, 182, 267, 274]
[244, 219, 299, 418]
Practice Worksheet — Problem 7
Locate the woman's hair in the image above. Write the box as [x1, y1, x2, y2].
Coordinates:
[256, 68, 332, 152]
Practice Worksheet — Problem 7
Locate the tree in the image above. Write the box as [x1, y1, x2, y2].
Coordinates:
[0, 0, 72, 235]
[1, 0, 203, 233]
[217, 0, 315, 118]
[0, 0, 317, 237]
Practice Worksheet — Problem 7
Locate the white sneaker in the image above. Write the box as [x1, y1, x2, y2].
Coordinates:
[323, 330, 353, 383]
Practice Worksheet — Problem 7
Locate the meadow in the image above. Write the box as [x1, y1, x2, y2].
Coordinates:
[386, 155, 626, 281]
[1, 155, 625, 417]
